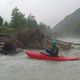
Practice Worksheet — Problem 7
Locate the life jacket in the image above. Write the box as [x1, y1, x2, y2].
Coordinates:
[45, 45, 59, 57]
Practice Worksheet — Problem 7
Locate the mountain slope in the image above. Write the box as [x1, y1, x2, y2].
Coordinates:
[53, 8, 80, 37]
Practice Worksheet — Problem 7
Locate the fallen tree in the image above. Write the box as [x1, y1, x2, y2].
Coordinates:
[0, 28, 74, 55]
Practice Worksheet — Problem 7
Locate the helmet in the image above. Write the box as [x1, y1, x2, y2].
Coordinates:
[51, 39, 58, 46]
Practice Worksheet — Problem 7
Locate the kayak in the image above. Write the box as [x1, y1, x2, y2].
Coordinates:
[25, 50, 80, 61]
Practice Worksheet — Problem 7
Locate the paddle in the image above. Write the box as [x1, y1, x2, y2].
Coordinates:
[40, 52, 50, 56]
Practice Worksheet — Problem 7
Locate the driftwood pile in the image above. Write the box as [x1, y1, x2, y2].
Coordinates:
[0, 28, 76, 55]
[58, 41, 72, 51]
[4, 28, 48, 49]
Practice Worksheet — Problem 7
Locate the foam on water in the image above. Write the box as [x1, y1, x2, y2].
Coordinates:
[0, 39, 80, 80]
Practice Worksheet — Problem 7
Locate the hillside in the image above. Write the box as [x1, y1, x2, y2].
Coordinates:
[52, 8, 80, 37]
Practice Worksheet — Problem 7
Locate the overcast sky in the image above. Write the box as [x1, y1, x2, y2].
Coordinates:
[0, 0, 80, 28]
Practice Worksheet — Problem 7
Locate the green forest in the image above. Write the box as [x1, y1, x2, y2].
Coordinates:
[0, 7, 52, 36]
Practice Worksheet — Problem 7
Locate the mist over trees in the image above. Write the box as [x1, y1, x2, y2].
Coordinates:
[0, 7, 52, 36]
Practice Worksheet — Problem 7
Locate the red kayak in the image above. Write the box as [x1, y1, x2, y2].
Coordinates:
[25, 50, 80, 61]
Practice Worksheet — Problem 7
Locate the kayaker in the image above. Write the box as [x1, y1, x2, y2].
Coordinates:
[45, 39, 59, 57]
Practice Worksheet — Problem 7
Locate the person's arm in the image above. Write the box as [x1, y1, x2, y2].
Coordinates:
[56, 45, 63, 56]
[56, 45, 63, 51]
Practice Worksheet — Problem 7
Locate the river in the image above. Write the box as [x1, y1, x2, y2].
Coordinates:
[0, 39, 80, 80]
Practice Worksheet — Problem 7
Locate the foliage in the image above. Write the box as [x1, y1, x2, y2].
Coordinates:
[27, 13, 37, 28]
[38, 22, 52, 36]
[10, 7, 26, 31]
[0, 7, 52, 36]
[0, 27, 16, 34]
[0, 16, 3, 27]
[4, 21, 9, 27]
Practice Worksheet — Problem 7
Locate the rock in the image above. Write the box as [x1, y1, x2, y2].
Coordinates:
[0, 40, 17, 55]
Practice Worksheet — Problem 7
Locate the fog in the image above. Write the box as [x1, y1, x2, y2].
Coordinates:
[0, 0, 80, 28]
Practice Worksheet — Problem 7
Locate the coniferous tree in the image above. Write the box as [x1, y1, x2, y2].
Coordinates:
[10, 7, 25, 31]
[0, 16, 3, 27]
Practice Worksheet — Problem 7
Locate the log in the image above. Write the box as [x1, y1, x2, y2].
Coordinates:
[58, 40, 80, 45]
